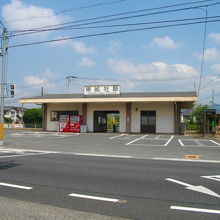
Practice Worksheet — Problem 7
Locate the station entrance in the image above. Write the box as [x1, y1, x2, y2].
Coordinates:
[94, 111, 120, 132]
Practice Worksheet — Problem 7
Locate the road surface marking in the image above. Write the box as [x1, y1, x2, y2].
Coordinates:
[164, 135, 174, 146]
[178, 139, 184, 146]
[201, 175, 220, 182]
[109, 134, 126, 139]
[170, 206, 220, 214]
[210, 140, 220, 146]
[155, 135, 161, 139]
[194, 139, 203, 146]
[69, 193, 127, 203]
[74, 153, 132, 159]
[154, 157, 220, 163]
[166, 178, 220, 197]
[0, 182, 33, 190]
[0, 152, 49, 159]
[126, 135, 148, 145]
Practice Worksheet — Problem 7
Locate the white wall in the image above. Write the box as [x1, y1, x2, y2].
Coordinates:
[131, 102, 174, 133]
[87, 103, 126, 132]
[46, 102, 174, 133]
[47, 103, 82, 131]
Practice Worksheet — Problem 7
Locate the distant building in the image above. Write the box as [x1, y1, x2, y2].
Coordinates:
[4, 106, 27, 123]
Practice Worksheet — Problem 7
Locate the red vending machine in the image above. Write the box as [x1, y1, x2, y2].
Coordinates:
[59, 115, 69, 132]
[59, 115, 82, 133]
[69, 115, 83, 133]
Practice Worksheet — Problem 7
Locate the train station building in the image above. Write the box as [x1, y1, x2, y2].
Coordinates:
[19, 85, 197, 134]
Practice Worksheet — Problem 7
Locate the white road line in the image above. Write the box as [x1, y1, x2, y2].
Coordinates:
[126, 135, 148, 145]
[178, 139, 184, 146]
[153, 157, 220, 163]
[0, 182, 33, 190]
[0, 152, 49, 159]
[210, 140, 220, 146]
[170, 206, 220, 214]
[194, 139, 203, 146]
[109, 134, 125, 139]
[164, 135, 174, 146]
[74, 153, 132, 159]
[155, 135, 161, 139]
[69, 193, 126, 203]
[201, 175, 220, 182]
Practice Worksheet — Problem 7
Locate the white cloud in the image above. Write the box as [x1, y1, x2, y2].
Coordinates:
[43, 68, 59, 78]
[79, 57, 95, 67]
[106, 58, 198, 80]
[107, 41, 122, 53]
[211, 64, 220, 73]
[194, 48, 220, 61]
[24, 75, 54, 88]
[152, 36, 180, 49]
[208, 32, 220, 44]
[72, 41, 96, 54]
[2, 0, 67, 34]
[50, 36, 97, 54]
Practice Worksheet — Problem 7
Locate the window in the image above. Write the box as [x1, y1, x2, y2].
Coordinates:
[50, 111, 78, 121]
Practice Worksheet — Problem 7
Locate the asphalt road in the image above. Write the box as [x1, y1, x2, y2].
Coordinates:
[0, 130, 220, 219]
[0, 152, 220, 219]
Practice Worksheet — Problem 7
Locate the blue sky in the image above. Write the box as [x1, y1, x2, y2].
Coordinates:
[0, 0, 220, 107]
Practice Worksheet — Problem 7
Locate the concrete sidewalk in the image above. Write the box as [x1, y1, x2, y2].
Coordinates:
[0, 196, 132, 220]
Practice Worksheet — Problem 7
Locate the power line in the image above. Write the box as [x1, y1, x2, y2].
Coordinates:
[0, 19, 5, 30]
[5, 0, 129, 24]
[10, 15, 220, 38]
[8, 18, 220, 49]
[11, 0, 218, 33]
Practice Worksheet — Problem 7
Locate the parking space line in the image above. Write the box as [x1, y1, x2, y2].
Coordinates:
[126, 135, 148, 145]
[0, 182, 33, 190]
[109, 134, 126, 139]
[210, 140, 220, 146]
[194, 139, 203, 146]
[178, 139, 184, 146]
[164, 135, 174, 146]
[69, 193, 127, 203]
[170, 206, 220, 214]
[155, 135, 161, 139]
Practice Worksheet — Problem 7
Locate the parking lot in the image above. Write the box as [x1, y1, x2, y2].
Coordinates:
[109, 133, 220, 147]
[1, 130, 220, 162]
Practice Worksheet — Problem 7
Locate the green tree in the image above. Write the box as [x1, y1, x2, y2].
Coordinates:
[4, 117, 13, 123]
[188, 105, 208, 132]
[23, 108, 42, 124]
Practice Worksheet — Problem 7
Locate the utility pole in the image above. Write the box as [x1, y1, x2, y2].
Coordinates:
[65, 75, 76, 93]
[211, 89, 214, 108]
[0, 28, 8, 146]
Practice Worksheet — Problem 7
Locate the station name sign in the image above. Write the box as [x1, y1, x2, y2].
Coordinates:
[84, 85, 120, 95]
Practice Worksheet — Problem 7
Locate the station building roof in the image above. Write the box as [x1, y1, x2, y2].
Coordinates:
[19, 91, 197, 105]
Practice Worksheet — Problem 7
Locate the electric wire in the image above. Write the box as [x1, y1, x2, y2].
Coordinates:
[8, 18, 220, 49]
[10, 0, 219, 33]
[10, 15, 220, 38]
[5, 0, 129, 24]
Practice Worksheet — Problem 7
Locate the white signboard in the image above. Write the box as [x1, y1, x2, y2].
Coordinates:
[84, 85, 120, 95]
